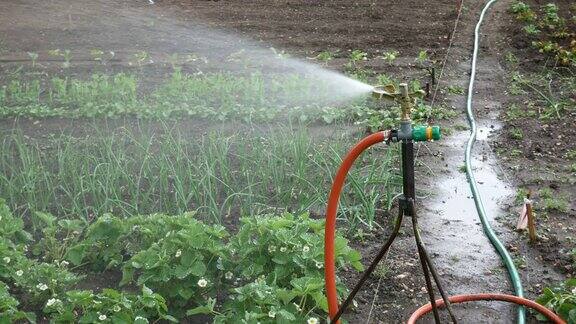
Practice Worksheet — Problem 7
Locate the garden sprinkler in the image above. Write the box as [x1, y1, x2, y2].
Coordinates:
[324, 82, 454, 324]
[323, 84, 567, 324]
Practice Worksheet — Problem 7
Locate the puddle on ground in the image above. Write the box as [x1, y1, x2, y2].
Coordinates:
[416, 119, 516, 321]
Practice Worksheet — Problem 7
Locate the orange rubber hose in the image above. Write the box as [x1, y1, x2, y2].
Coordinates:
[407, 293, 566, 324]
[324, 131, 388, 323]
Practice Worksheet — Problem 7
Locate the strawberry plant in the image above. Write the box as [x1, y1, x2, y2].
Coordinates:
[120, 218, 228, 310]
[229, 213, 363, 285]
[0, 281, 36, 323]
[511, 1, 536, 22]
[510, 1, 576, 66]
[214, 279, 320, 323]
[65, 212, 213, 270]
[0, 236, 82, 305]
[30, 211, 84, 263]
[536, 278, 576, 322]
[0, 198, 32, 245]
[0, 197, 365, 322]
[0, 200, 82, 312]
[44, 286, 177, 323]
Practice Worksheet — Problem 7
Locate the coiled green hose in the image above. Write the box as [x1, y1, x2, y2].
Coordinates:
[465, 0, 526, 323]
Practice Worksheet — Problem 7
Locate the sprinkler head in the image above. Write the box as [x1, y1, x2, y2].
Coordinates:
[371, 84, 398, 101]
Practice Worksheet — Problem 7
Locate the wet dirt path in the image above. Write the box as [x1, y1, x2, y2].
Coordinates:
[417, 2, 518, 322]
[416, 0, 564, 322]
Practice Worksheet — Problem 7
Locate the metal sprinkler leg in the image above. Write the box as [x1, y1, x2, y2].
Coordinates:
[402, 138, 456, 324]
[401, 139, 441, 324]
[409, 199, 458, 323]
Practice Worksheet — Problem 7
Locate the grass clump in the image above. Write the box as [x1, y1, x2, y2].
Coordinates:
[540, 187, 570, 213]
[0, 124, 400, 229]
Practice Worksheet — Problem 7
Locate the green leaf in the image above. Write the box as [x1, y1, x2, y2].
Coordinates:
[120, 267, 134, 286]
[186, 298, 216, 315]
[180, 251, 196, 267]
[277, 309, 296, 321]
[142, 285, 154, 296]
[162, 315, 179, 323]
[134, 317, 150, 324]
[276, 289, 298, 304]
[66, 290, 94, 306]
[66, 243, 87, 265]
[311, 290, 329, 311]
[32, 211, 56, 228]
[189, 260, 207, 277]
[178, 287, 194, 300]
[174, 265, 192, 279]
[110, 314, 131, 324]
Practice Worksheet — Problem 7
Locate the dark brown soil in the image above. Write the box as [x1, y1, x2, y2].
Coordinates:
[490, 0, 576, 279]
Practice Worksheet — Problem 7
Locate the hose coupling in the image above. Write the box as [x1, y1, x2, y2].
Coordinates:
[388, 125, 441, 143]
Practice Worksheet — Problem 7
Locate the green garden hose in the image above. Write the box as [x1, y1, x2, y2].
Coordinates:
[465, 1, 526, 323]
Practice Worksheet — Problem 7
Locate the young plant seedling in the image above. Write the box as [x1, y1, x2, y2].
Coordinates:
[382, 50, 399, 65]
[27, 52, 38, 67]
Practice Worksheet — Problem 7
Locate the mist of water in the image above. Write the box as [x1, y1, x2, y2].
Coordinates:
[3, 0, 374, 108]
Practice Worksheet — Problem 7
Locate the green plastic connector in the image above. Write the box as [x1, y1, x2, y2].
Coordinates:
[412, 126, 441, 142]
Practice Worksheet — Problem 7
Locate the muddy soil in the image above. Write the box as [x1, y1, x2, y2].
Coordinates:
[1, 0, 571, 323]
[492, 0, 576, 285]
[413, 1, 574, 323]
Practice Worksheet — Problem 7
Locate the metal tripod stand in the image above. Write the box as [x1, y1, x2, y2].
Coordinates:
[330, 84, 458, 324]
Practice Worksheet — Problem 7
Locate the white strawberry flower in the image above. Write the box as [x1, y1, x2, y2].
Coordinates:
[15, 270, 23, 277]
[307, 317, 318, 324]
[99, 314, 107, 321]
[3, 257, 10, 264]
[268, 310, 276, 318]
[216, 257, 224, 270]
[197, 278, 208, 288]
[37, 283, 48, 291]
[225, 271, 233, 280]
[302, 245, 310, 253]
[46, 298, 61, 307]
[175, 249, 182, 258]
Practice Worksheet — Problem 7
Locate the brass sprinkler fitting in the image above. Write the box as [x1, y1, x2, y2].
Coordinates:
[372, 83, 425, 122]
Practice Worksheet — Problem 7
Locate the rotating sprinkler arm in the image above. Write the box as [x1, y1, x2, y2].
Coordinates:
[372, 83, 433, 143]
[372, 82, 425, 122]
